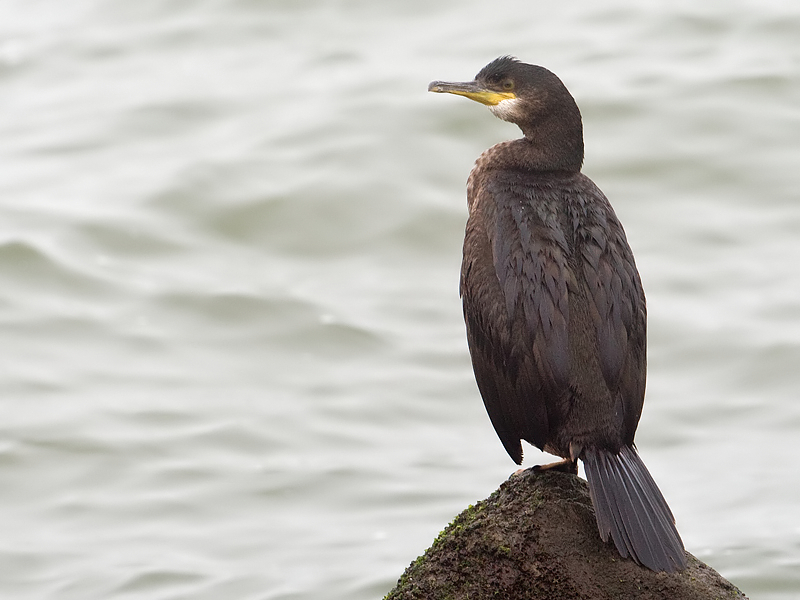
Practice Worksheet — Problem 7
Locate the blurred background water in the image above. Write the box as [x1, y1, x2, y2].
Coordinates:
[0, 0, 798, 598]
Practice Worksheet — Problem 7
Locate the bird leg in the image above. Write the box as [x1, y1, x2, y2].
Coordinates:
[533, 459, 578, 474]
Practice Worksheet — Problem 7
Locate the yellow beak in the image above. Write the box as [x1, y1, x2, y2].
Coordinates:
[428, 80, 516, 106]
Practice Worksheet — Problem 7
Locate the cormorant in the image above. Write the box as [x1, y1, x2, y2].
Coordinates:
[428, 56, 687, 573]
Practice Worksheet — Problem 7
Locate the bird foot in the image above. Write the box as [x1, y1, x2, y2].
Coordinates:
[533, 459, 578, 475]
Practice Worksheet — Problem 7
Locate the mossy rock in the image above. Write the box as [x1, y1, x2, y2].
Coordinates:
[385, 469, 747, 600]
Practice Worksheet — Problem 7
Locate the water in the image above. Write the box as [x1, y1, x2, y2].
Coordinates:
[1, 0, 799, 598]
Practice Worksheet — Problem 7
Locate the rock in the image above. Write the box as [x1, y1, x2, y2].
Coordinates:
[385, 469, 747, 600]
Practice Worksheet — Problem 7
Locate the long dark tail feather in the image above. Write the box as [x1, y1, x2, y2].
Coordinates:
[582, 445, 688, 572]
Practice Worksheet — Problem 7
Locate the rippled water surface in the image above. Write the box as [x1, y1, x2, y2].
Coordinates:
[1, 1, 799, 598]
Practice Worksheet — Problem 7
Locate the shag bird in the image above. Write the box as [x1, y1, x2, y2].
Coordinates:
[428, 56, 687, 573]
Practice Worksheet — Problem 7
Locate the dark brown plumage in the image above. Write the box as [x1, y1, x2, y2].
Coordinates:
[429, 56, 687, 573]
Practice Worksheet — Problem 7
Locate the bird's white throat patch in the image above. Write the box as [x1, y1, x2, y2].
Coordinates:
[488, 97, 522, 122]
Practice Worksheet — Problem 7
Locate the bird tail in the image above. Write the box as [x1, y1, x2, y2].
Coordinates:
[582, 445, 687, 572]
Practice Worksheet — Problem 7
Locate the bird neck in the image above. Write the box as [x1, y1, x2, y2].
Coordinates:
[517, 111, 584, 172]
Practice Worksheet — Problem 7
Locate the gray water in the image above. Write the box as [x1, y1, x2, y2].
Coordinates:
[1, 0, 798, 598]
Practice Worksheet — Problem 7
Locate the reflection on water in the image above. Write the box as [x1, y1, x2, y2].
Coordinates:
[0, 1, 799, 598]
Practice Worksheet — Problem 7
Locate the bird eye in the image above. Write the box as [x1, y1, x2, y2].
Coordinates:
[502, 80, 514, 91]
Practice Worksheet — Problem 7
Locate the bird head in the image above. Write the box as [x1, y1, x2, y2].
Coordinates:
[428, 56, 584, 170]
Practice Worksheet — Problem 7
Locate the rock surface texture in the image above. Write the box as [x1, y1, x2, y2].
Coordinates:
[385, 470, 747, 600]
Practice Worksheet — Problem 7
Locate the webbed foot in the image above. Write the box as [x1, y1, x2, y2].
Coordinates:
[532, 459, 578, 475]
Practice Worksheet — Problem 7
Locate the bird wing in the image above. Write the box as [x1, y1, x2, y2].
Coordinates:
[575, 177, 647, 437]
[460, 176, 571, 461]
